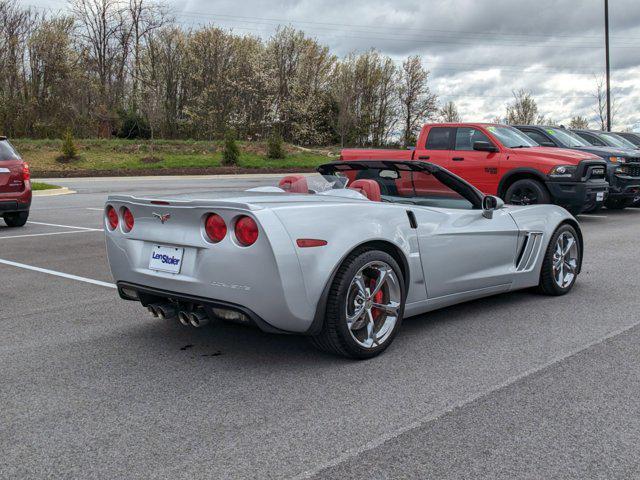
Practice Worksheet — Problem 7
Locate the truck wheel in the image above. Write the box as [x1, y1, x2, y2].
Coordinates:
[605, 198, 631, 210]
[504, 179, 550, 206]
[3, 211, 29, 228]
[538, 224, 581, 296]
[310, 248, 405, 359]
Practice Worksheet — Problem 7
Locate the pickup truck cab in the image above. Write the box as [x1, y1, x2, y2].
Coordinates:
[340, 123, 609, 214]
[0, 137, 31, 227]
[515, 125, 640, 210]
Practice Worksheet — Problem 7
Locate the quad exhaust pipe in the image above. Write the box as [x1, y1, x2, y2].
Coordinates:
[147, 302, 212, 328]
[147, 303, 177, 320]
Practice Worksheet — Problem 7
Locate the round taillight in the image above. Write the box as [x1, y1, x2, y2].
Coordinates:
[106, 205, 118, 230]
[123, 207, 134, 232]
[235, 216, 259, 246]
[205, 213, 227, 243]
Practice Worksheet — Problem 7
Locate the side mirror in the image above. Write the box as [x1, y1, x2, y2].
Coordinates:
[473, 141, 499, 153]
[482, 195, 504, 219]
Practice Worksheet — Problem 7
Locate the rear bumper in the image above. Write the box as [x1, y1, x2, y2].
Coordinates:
[545, 179, 609, 213]
[0, 200, 30, 213]
[117, 281, 290, 334]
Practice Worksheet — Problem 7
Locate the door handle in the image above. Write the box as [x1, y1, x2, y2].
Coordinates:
[452, 157, 464, 161]
[418, 156, 430, 160]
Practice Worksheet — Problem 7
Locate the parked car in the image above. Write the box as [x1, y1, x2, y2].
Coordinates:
[515, 125, 640, 210]
[614, 131, 640, 148]
[0, 137, 31, 227]
[572, 129, 640, 152]
[105, 160, 583, 358]
[340, 123, 608, 215]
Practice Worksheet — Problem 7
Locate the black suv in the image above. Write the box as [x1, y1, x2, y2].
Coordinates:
[515, 126, 640, 210]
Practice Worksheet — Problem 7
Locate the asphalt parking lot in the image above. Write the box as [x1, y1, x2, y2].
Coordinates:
[2, 176, 640, 479]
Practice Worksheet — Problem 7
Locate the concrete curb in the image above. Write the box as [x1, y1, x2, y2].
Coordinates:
[32, 187, 76, 197]
[34, 173, 311, 183]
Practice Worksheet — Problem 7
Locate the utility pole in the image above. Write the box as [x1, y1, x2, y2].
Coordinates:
[604, 0, 611, 131]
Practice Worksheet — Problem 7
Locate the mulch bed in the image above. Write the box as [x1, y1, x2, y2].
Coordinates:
[32, 166, 318, 178]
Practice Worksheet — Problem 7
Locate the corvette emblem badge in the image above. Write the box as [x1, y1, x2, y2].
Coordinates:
[153, 213, 171, 224]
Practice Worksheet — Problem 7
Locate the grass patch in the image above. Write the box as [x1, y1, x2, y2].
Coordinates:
[11, 138, 335, 176]
[31, 182, 60, 191]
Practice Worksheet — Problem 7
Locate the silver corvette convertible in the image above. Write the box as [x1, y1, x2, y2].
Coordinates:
[105, 160, 583, 358]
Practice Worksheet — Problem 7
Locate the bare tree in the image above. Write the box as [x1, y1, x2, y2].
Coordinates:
[398, 55, 437, 146]
[568, 115, 589, 129]
[593, 75, 617, 130]
[505, 89, 544, 125]
[439, 100, 460, 122]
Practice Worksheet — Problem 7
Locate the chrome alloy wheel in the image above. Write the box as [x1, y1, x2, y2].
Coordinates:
[552, 231, 579, 288]
[345, 261, 401, 349]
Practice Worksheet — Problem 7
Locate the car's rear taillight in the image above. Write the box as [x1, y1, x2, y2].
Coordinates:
[235, 216, 259, 246]
[122, 207, 134, 232]
[106, 205, 118, 230]
[205, 213, 227, 243]
[22, 163, 30, 182]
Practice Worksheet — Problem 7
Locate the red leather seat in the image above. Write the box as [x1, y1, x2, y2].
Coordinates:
[279, 175, 308, 193]
[349, 179, 382, 202]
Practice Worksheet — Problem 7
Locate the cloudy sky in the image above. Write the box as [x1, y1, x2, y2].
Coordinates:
[27, 0, 640, 131]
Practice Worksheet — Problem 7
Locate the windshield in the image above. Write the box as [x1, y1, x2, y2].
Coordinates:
[256, 163, 481, 210]
[0, 140, 20, 161]
[545, 128, 590, 148]
[486, 126, 538, 148]
[600, 132, 638, 149]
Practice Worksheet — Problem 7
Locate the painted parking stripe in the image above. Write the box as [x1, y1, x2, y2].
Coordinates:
[0, 258, 116, 289]
[86, 208, 104, 211]
[28, 221, 102, 231]
[0, 230, 103, 240]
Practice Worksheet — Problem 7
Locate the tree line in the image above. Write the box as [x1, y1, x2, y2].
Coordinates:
[0, 0, 613, 147]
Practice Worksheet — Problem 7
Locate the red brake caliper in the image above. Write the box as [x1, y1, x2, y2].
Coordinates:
[370, 279, 384, 319]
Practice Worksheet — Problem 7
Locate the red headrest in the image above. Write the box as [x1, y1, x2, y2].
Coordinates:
[279, 175, 308, 193]
[349, 179, 381, 202]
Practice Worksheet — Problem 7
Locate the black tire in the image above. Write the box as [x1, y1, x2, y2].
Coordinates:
[3, 211, 29, 228]
[504, 179, 551, 206]
[605, 197, 632, 210]
[310, 248, 405, 359]
[538, 223, 581, 296]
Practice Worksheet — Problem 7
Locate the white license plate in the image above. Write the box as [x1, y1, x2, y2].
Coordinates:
[596, 192, 605, 201]
[149, 245, 184, 274]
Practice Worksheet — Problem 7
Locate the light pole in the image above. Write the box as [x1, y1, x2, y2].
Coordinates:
[604, 0, 611, 131]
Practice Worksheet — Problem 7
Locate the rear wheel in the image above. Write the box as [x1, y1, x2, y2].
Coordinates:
[310, 248, 405, 359]
[504, 179, 550, 206]
[538, 224, 581, 296]
[3, 211, 29, 227]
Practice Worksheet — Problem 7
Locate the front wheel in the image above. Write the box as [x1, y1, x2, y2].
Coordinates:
[538, 224, 581, 296]
[310, 249, 405, 359]
[3, 211, 29, 227]
[504, 179, 550, 206]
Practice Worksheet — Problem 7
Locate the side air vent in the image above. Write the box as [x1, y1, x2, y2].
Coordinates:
[516, 232, 544, 272]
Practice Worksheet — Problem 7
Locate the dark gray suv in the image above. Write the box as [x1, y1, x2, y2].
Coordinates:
[515, 126, 640, 210]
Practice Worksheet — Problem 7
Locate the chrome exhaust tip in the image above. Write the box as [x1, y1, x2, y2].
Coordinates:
[156, 304, 177, 320]
[189, 309, 210, 328]
[178, 310, 191, 326]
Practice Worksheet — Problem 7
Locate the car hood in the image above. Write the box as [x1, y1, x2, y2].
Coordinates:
[571, 145, 639, 159]
[506, 146, 601, 165]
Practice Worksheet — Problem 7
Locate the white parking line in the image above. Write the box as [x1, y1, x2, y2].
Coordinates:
[0, 258, 116, 289]
[86, 208, 104, 211]
[28, 221, 102, 231]
[0, 230, 102, 240]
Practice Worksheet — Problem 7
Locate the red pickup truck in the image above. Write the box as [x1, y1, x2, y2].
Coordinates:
[340, 123, 609, 214]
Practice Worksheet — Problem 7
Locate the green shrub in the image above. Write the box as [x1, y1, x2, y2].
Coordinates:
[222, 130, 240, 165]
[117, 110, 151, 139]
[267, 131, 285, 159]
[59, 129, 78, 161]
